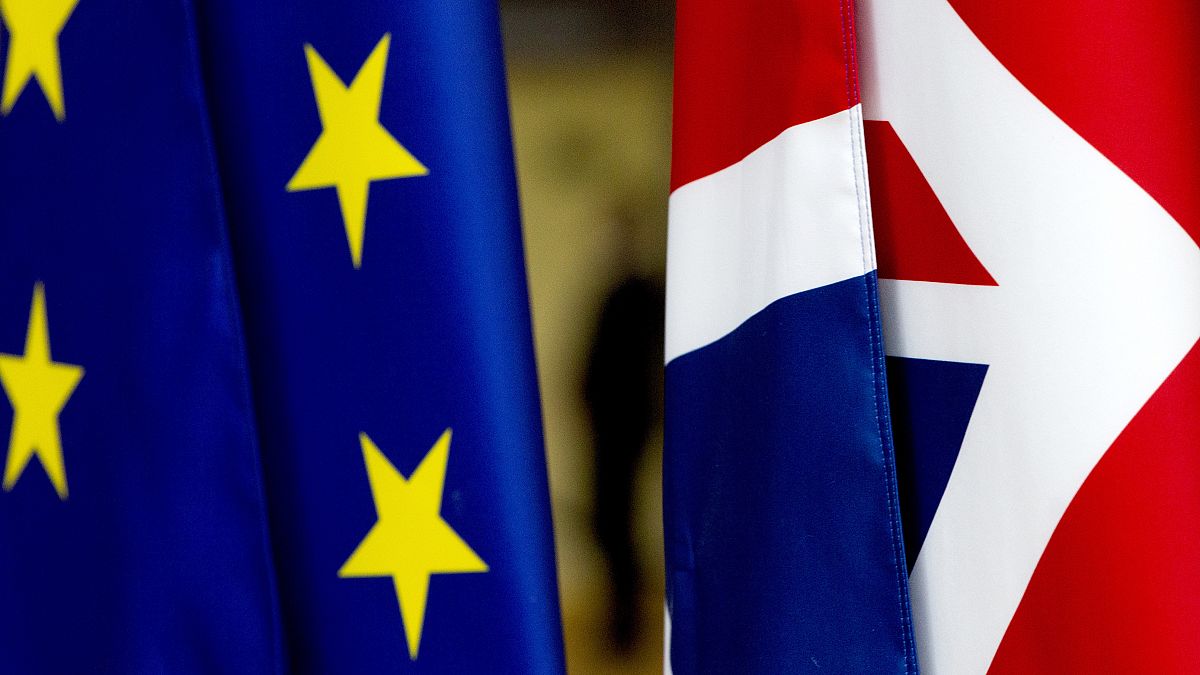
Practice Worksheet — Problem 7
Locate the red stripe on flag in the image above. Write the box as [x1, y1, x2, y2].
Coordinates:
[864, 121, 996, 286]
[672, 0, 858, 191]
[946, 0, 1200, 247]
[989, 343, 1200, 672]
[941, 3, 1200, 666]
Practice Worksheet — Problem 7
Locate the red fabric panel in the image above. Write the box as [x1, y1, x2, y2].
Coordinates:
[944, 2, 1200, 667]
[864, 121, 996, 285]
[990, 344, 1200, 672]
[672, 0, 859, 191]
[947, 0, 1200, 246]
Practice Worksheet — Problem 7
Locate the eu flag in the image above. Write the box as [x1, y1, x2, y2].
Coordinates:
[0, 0, 563, 671]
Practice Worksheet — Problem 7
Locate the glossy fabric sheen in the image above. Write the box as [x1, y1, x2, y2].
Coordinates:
[193, 0, 564, 672]
[665, 107, 873, 363]
[664, 274, 915, 673]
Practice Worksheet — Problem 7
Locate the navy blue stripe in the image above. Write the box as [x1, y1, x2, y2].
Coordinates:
[665, 273, 917, 672]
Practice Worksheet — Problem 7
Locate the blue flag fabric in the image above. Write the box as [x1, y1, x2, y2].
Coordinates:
[194, 0, 564, 671]
[664, 0, 918, 671]
[0, 0, 563, 672]
[0, 1, 282, 670]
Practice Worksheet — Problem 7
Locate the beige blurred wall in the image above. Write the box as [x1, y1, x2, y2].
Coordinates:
[507, 50, 671, 673]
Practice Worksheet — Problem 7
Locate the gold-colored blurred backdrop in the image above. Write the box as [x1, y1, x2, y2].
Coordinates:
[502, 2, 673, 671]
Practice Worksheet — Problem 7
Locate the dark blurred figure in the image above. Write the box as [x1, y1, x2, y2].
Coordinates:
[584, 209, 665, 654]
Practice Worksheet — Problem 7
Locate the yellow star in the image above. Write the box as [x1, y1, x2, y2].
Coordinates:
[340, 429, 487, 660]
[287, 33, 427, 268]
[0, 0, 80, 121]
[0, 283, 83, 499]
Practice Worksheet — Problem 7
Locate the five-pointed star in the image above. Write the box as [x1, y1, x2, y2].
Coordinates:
[0, 283, 83, 499]
[0, 0, 80, 121]
[340, 430, 487, 660]
[287, 33, 427, 268]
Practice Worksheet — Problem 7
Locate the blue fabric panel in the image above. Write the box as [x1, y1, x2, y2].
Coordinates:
[192, 1, 565, 671]
[0, 0, 283, 670]
[665, 273, 917, 673]
[886, 356, 987, 570]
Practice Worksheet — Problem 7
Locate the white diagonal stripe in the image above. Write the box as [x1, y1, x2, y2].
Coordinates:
[858, 0, 1200, 672]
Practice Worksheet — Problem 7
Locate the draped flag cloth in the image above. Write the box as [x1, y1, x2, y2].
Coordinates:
[663, 1, 918, 672]
[0, 1, 563, 672]
[859, 0, 1200, 671]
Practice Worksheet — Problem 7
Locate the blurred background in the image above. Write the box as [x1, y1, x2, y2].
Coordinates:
[500, 1, 673, 672]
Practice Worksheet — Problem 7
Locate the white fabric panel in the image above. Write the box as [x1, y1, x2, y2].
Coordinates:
[664, 105, 875, 364]
[858, 0, 1200, 672]
[663, 607, 673, 675]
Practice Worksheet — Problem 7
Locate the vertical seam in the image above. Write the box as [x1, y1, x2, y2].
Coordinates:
[176, 1, 288, 672]
[838, 0, 917, 672]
